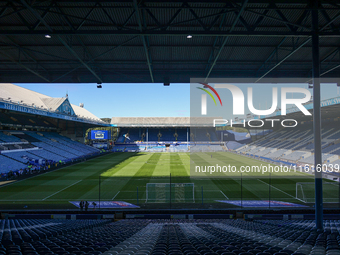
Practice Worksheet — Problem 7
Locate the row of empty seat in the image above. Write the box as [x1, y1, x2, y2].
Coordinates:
[236, 125, 340, 167]
[0, 131, 100, 174]
[111, 144, 223, 153]
[116, 128, 220, 143]
[1, 219, 340, 255]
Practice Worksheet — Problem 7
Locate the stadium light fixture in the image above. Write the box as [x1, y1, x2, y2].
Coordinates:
[45, 34, 51, 39]
[97, 83, 102, 88]
[187, 35, 192, 39]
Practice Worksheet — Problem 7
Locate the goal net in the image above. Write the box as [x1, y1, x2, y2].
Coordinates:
[296, 181, 339, 203]
[146, 183, 195, 203]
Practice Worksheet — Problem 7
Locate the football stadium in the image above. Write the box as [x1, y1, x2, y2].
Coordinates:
[1, 1, 340, 255]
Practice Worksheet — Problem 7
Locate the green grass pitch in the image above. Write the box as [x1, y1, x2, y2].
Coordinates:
[0, 152, 338, 210]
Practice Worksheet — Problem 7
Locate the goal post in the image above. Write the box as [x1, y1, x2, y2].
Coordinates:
[296, 181, 339, 203]
[146, 183, 195, 203]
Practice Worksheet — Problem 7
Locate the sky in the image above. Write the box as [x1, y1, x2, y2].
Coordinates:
[14, 82, 340, 120]
[15, 83, 190, 119]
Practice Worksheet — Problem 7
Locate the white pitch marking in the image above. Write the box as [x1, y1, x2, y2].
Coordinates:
[112, 191, 120, 200]
[0, 157, 96, 189]
[43, 180, 82, 200]
[256, 178, 306, 203]
[220, 190, 229, 200]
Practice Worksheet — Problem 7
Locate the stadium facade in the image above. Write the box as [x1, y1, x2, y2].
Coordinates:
[0, 83, 109, 176]
[111, 117, 252, 152]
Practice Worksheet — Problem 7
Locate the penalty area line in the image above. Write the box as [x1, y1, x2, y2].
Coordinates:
[256, 178, 306, 203]
[220, 190, 229, 200]
[112, 191, 120, 200]
[42, 180, 82, 201]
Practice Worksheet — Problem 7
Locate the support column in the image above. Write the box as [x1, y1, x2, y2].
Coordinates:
[312, 0, 323, 231]
[187, 127, 189, 149]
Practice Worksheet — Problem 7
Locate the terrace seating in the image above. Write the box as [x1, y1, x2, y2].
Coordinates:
[176, 128, 188, 141]
[265, 149, 287, 159]
[1, 219, 340, 255]
[193, 129, 211, 142]
[148, 129, 159, 142]
[255, 148, 273, 157]
[42, 132, 98, 154]
[27, 149, 66, 162]
[169, 144, 189, 152]
[28, 132, 82, 157]
[0, 132, 22, 143]
[0, 154, 26, 173]
[116, 128, 220, 144]
[0, 131, 100, 175]
[235, 125, 340, 169]
[226, 141, 244, 150]
[281, 151, 306, 161]
[4, 151, 31, 163]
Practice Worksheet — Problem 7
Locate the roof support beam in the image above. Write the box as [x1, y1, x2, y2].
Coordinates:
[143, 4, 161, 27]
[254, 2, 340, 82]
[52, 36, 139, 82]
[320, 10, 340, 31]
[5, 43, 340, 48]
[161, 3, 183, 31]
[255, 38, 311, 82]
[32, 1, 56, 30]
[0, 60, 330, 65]
[121, 10, 135, 29]
[10, 2, 32, 30]
[245, 8, 311, 31]
[255, 38, 287, 75]
[312, 0, 323, 232]
[31, 7, 126, 31]
[55, 3, 97, 66]
[76, 2, 98, 31]
[320, 8, 338, 32]
[273, 4, 295, 32]
[204, 6, 228, 73]
[3, 35, 49, 73]
[2, 29, 337, 36]
[254, 5, 311, 81]
[0, 50, 50, 82]
[304, 47, 340, 78]
[98, 2, 126, 30]
[0, 2, 10, 18]
[205, 0, 249, 81]
[184, 2, 208, 31]
[133, 0, 154, 83]
[19, 0, 103, 83]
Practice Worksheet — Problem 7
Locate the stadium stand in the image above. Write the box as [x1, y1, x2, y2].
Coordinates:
[0, 132, 22, 143]
[225, 141, 245, 150]
[113, 124, 233, 153]
[0, 84, 103, 123]
[0, 154, 27, 173]
[115, 127, 223, 145]
[175, 128, 188, 142]
[234, 123, 340, 174]
[0, 131, 101, 177]
[1, 219, 340, 255]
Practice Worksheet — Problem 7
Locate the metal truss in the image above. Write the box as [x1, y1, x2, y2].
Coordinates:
[0, 0, 340, 82]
